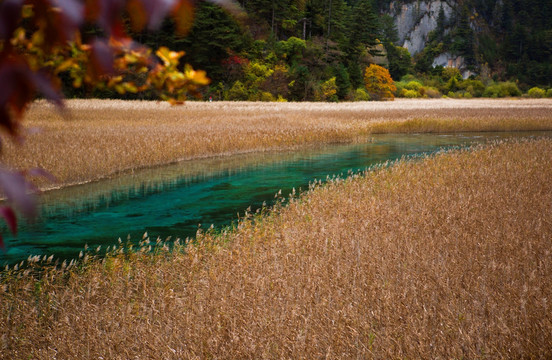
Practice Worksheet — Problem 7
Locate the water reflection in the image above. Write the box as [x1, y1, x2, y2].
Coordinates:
[1, 132, 550, 265]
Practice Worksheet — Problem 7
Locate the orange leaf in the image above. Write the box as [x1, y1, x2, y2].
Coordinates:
[172, 0, 195, 35]
[126, 0, 148, 32]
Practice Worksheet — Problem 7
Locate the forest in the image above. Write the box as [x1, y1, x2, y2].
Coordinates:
[66, 0, 552, 101]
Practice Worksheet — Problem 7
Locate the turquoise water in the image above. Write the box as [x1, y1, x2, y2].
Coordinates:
[1, 132, 548, 265]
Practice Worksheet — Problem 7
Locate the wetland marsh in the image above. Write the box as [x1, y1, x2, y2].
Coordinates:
[1, 99, 551, 359]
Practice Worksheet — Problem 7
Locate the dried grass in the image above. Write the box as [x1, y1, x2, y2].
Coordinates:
[2, 98, 551, 189]
[1, 138, 551, 359]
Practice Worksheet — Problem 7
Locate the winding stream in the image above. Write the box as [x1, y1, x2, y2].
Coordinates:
[1, 132, 549, 265]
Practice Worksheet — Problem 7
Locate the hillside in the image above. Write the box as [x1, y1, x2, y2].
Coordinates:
[68, 0, 552, 101]
[383, 0, 552, 86]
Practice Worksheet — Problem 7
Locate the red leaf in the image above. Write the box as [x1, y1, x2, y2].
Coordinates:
[32, 72, 64, 107]
[87, 0, 126, 36]
[0, 206, 17, 236]
[0, 168, 37, 220]
[172, 0, 195, 35]
[0, 61, 35, 132]
[0, 0, 23, 40]
[90, 38, 114, 77]
[0, 60, 63, 134]
[126, 0, 148, 31]
[49, 0, 84, 25]
[0, 104, 20, 136]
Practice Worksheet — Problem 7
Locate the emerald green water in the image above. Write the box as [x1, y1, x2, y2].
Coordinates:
[1, 132, 548, 265]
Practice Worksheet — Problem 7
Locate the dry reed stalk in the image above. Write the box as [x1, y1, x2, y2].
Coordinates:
[1, 138, 551, 359]
[1, 98, 551, 189]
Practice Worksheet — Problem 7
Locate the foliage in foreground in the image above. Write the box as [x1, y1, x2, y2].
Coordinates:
[0, 0, 217, 247]
[1, 138, 551, 359]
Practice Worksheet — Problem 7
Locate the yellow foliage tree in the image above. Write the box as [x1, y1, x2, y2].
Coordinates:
[364, 64, 396, 101]
[315, 77, 338, 102]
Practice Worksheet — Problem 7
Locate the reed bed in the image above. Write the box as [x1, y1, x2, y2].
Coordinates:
[1, 138, 551, 359]
[2, 98, 551, 189]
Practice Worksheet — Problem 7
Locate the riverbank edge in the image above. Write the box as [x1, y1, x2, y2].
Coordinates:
[4, 99, 552, 192]
[34, 122, 552, 193]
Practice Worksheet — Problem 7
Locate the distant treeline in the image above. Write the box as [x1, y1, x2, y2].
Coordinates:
[70, 0, 552, 101]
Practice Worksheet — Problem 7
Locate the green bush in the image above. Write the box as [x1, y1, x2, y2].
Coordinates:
[527, 87, 546, 98]
[441, 67, 462, 81]
[260, 91, 276, 102]
[483, 82, 522, 98]
[499, 81, 522, 97]
[400, 74, 418, 83]
[227, 81, 249, 101]
[483, 84, 499, 98]
[394, 81, 406, 96]
[460, 79, 485, 97]
[404, 89, 419, 98]
[405, 81, 423, 91]
[547, 89, 552, 98]
[352, 88, 371, 101]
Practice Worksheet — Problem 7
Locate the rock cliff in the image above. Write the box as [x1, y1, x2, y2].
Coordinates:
[387, 0, 479, 78]
[388, 0, 454, 55]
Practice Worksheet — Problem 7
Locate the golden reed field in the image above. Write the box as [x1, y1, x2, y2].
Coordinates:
[1, 99, 552, 358]
[1, 138, 551, 359]
[2, 98, 552, 188]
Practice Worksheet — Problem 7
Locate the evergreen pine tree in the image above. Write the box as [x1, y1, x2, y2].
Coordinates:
[436, 4, 446, 35]
[452, 5, 476, 68]
[345, 0, 380, 57]
[178, 3, 248, 83]
[348, 62, 363, 89]
[335, 63, 351, 99]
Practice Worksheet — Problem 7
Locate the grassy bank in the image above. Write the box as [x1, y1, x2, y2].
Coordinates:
[1, 138, 551, 359]
[2, 98, 552, 189]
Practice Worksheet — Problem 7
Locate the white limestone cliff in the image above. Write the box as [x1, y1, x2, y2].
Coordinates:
[389, 0, 454, 56]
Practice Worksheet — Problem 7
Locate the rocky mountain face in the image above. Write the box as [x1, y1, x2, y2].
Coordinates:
[389, 0, 454, 55]
[385, 0, 476, 77]
[381, 0, 551, 86]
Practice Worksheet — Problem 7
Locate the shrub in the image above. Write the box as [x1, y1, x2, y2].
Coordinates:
[528, 87, 546, 98]
[315, 77, 338, 102]
[227, 81, 249, 101]
[483, 82, 522, 98]
[499, 81, 522, 97]
[405, 81, 423, 91]
[418, 86, 426, 97]
[441, 67, 462, 81]
[246, 61, 274, 80]
[404, 89, 419, 98]
[400, 74, 417, 82]
[424, 87, 442, 98]
[352, 88, 371, 101]
[460, 79, 485, 97]
[445, 76, 460, 93]
[547, 89, 552, 98]
[394, 81, 406, 97]
[483, 84, 500, 98]
[260, 92, 276, 102]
